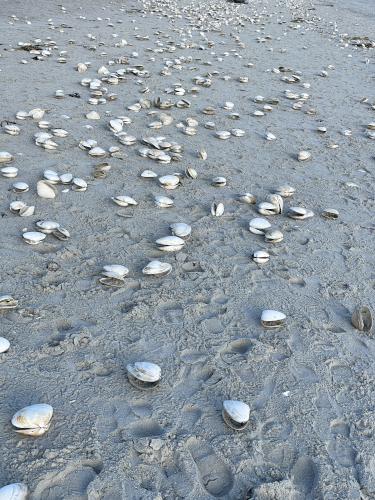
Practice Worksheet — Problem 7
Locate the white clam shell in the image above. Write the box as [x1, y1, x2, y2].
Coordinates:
[89, 147, 106, 157]
[19, 206, 35, 217]
[298, 150, 311, 161]
[1, 166, 18, 178]
[127, 361, 161, 383]
[156, 235, 185, 251]
[212, 176, 226, 187]
[211, 202, 224, 217]
[215, 130, 231, 140]
[252, 250, 270, 263]
[43, 169, 60, 183]
[142, 260, 172, 276]
[112, 195, 138, 207]
[0, 295, 18, 310]
[261, 309, 286, 328]
[103, 265, 129, 278]
[159, 174, 180, 188]
[140, 169, 157, 178]
[10, 201, 26, 213]
[0, 483, 28, 500]
[0, 152, 14, 163]
[275, 185, 295, 197]
[72, 178, 87, 191]
[0, 337, 10, 353]
[37, 180, 56, 199]
[249, 217, 271, 234]
[12, 403, 53, 436]
[155, 195, 174, 208]
[257, 202, 278, 216]
[264, 228, 284, 243]
[22, 232, 46, 245]
[223, 400, 250, 424]
[36, 220, 60, 233]
[12, 182, 29, 193]
[170, 223, 191, 238]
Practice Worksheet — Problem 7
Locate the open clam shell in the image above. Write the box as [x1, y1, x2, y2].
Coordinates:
[0, 483, 28, 500]
[159, 174, 180, 189]
[275, 185, 295, 198]
[252, 250, 270, 264]
[156, 235, 185, 252]
[155, 195, 174, 208]
[211, 202, 224, 217]
[142, 260, 172, 277]
[238, 193, 256, 205]
[12, 403, 53, 436]
[352, 306, 373, 332]
[36, 220, 60, 234]
[261, 310, 286, 328]
[257, 202, 278, 216]
[321, 208, 339, 220]
[264, 228, 284, 243]
[22, 232, 46, 245]
[127, 362, 161, 390]
[222, 400, 250, 431]
[249, 217, 271, 235]
[0, 295, 18, 310]
[0, 337, 10, 353]
[112, 195, 138, 207]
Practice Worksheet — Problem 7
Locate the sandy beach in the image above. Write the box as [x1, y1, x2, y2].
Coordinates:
[0, 0, 374, 498]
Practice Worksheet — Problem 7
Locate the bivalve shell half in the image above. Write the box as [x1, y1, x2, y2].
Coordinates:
[261, 309, 286, 328]
[238, 193, 256, 205]
[22, 231, 46, 245]
[222, 400, 250, 431]
[103, 264, 129, 279]
[288, 207, 314, 220]
[156, 235, 185, 252]
[185, 166, 198, 179]
[141, 170, 158, 179]
[127, 361, 161, 390]
[0, 483, 28, 500]
[142, 260, 172, 277]
[252, 250, 270, 264]
[297, 150, 311, 161]
[0, 337, 10, 353]
[211, 202, 224, 217]
[36, 220, 60, 234]
[11, 403, 53, 436]
[352, 306, 373, 332]
[12, 182, 29, 194]
[170, 223, 191, 238]
[72, 178, 87, 192]
[37, 180, 56, 199]
[249, 217, 271, 235]
[212, 176, 227, 187]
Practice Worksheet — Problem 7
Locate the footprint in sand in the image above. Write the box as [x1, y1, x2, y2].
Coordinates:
[291, 456, 318, 495]
[186, 437, 233, 497]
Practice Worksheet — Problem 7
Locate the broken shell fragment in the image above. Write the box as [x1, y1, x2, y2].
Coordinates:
[37, 180, 57, 199]
[170, 222, 191, 238]
[252, 250, 270, 264]
[211, 202, 224, 217]
[127, 361, 161, 389]
[0, 295, 18, 310]
[222, 400, 250, 431]
[156, 235, 185, 252]
[22, 231, 47, 245]
[321, 208, 339, 220]
[249, 217, 271, 235]
[261, 309, 286, 328]
[0, 483, 28, 500]
[11, 403, 53, 436]
[0, 337, 10, 353]
[351, 306, 373, 332]
[142, 260, 172, 277]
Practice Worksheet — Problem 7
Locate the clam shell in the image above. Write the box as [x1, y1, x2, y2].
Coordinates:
[156, 235, 185, 251]
[12, 403, 53, 436]
[72, 178, 87, 191]
[141, 170, 158, 178]
[185, 166, 198, 179]
[288, 207, 314, 220]
[0, 483, 28, 500]
[43, 170, 60, 183]
[215, 131, 231, 140]
[0, 337, 10, 353]
[127, 361, 161, 389]
[1, 166, 18, 178]
[249, 217, 271, 235]
[297, 150, 311, 161]
[170, 223, 191, 238]
[155, 195, 174, 208]
[211, 202, 224, 217]
[103, 265, 129, 278]
[261, 309, 286, 328]
[238, 193, 256, 204]
[37, 180, 57, 199]
[19, 206, 35, 217]
[99, 277, 125, 288]
[275, 185, 295, 198]
[142, 260, 172, 277]
[257, 202, 278, 216]
[22, 231, 46, 245]
[0, 152, 14, 163]
[252, 250, 270, 264]
[264, 228, 284, 243]
[0, 295, 18, 310]
[321, 208, 339, 220]
[36, 220, 60, 234]
[10, 201, 26, 213]
[222, 400, 250, 430]
[60, 173, 73, 184]
[112, 195, 138, 207]
[89, 147, 106, 157]
[52, 227, 70, 241]
[266, 194, 283, 214]
[212, 176, 227, 187]
[159, 174, 180, 189]
[12, 182, 29, 193]
[352, 306, 373, 332]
